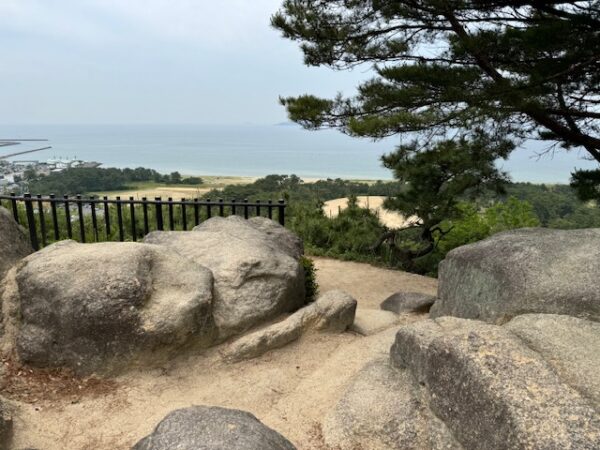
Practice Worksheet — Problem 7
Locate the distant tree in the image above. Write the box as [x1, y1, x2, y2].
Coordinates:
[273, 1, 600, 198]
[372, 133, 512, 268]
[168, 172, 182, 184]
[182, 176, 204, 185]
[23, 167, 38, 181]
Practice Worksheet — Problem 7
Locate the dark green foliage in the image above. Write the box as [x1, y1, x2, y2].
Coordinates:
[27, 167, 162, 195]
[570, 169, 600, 202]
[273, 1, 600, 199]
[373, 134, 512, 267]
[301, 256, 319, 303]
[25, 167, 203, 195]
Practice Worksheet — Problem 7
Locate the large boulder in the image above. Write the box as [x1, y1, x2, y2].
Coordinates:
[11, 241, 214, 374]
[431, 228, 600, 323]
[390, 316, 600, 449]
[223, 290, 356, 362]
[144, 216, 305, 339]
[133, 406, 296, 450]
[0, 206, 33, 281]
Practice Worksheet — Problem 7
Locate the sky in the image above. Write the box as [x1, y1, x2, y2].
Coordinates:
[0, 0, 371, 125]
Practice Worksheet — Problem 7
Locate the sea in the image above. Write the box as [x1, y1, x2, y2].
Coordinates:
[0, 124, 597, 183]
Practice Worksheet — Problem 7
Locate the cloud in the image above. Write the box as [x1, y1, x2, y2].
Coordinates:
[0, 0, 284, 48]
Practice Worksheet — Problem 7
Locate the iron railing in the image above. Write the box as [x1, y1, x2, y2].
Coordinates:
[0, 193, 286, 251]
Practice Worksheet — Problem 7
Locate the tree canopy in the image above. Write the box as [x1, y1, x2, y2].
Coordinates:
[272, 1, 600, 195]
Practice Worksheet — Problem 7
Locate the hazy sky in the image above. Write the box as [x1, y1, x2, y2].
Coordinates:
[0, 0, 370, 125]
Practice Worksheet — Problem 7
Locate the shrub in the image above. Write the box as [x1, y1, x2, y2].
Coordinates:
[301, 256, 319, 303]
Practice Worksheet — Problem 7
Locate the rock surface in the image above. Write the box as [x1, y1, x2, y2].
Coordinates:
[505, 314, 600, 409]
[247, 216, 304, 259]
[144, 216, 305, 339]
[133, 405, 296, 450]
[380, 291, 436, 314]
[0, 398, 12, 450]
[223, 290, 356, 362]
[350, 309, 399, 336]
[390, 316, 600, 450]
[323, 358, 460, 450]
[431, 228, 600, 323]
[0, 206, 33, 282]
[12, 241, 214, 374]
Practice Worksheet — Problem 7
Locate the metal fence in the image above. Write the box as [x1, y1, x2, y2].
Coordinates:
[0, 193, 286, 251]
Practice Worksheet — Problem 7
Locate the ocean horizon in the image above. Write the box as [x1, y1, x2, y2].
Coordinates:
[1, 124, 597, 184]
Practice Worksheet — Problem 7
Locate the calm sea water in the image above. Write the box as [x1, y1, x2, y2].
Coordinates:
[0, 124, 597, 183]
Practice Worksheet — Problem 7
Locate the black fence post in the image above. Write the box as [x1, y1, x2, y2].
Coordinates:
[36, 194, 47, 247]
[90, 196, 99, 242]
[278, 199, 285, 226]
[103, 196, 111, 239]
[142, 197, 149, 235]
[116, 196, 124, 242]
[206, 199, 212, 219]
[181, 198, 187, 231]
[168, 198, 174, 231]
[256, 200, 261, 217]
[194, 198, 200, 226]
[50, 194, 59, 240]
[10, 192, 18, 224]
[23, 193, 39, 251]
[219, 198, 224, 217]
[267, 200, 273, 219]
[243, 199, 249, 219]
[64, 195, 72, 239]
[129, 197, 137, 241]
[76, 194, 86, 243]
[155, 197, 164, 231]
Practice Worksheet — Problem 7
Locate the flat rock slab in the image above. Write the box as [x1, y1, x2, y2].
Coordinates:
[380, 292, 436, 314]
[431, 228, 600, 323]
[391, 316, 600, 449]
[133, 406, 296, 450]
[350, 309, 399, 336]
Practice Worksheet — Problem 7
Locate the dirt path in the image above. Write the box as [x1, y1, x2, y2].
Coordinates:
[8, 259, 437, 450]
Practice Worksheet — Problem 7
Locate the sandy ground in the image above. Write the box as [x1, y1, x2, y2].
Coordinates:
[322, 196, 419, 229]
[7, 258, 437, 450]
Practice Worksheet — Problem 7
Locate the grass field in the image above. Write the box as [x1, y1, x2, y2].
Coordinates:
[92, 176, 257, 199]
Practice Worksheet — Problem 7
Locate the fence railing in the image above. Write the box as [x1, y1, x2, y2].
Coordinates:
[0, 193, 286, 251]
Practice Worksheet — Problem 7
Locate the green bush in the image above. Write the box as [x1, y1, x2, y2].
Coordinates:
[301, 256, 319, 303]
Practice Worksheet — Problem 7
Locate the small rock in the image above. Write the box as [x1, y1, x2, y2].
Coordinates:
[380, 292, 436, 314]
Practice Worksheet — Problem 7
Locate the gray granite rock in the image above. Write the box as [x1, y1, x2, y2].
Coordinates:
[133, 406, 296, 450]
[380, 292, 436, 314]
[431, 228, 600, 323]
[14, 241, 214, 374]
[145, 216, 305, 340]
